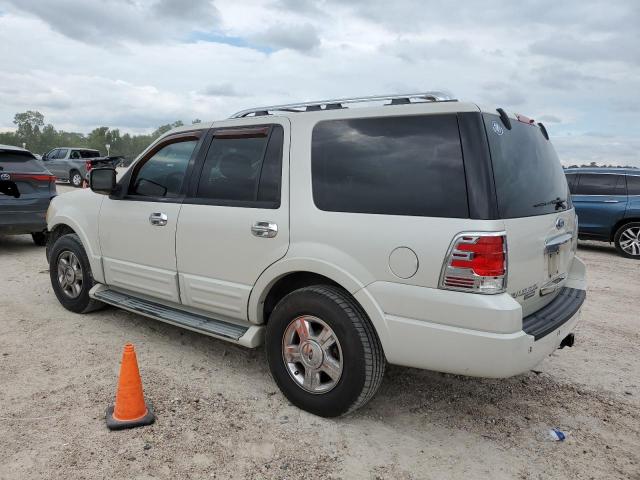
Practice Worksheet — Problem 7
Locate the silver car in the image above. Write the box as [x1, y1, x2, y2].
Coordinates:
[42, 148, 101, 187]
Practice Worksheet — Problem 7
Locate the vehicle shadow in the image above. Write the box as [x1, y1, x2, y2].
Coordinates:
[0, 234, 42, 254]
[577, 240, 617, 255]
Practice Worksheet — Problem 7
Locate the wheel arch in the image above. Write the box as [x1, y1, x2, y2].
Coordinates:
[248, 258, 391, 355]
[611, 217, 640, 241]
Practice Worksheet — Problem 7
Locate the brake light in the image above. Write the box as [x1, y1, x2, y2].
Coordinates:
[440, 232, 507, 294]
[85, 160, 93, 172]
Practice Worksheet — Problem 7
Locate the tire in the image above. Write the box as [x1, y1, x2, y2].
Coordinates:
[31, 231, 48, 246]
[265, 285, 385, 417]
[614, 222, 640, 259]
[70, 170, 83, 188]
[49, 233, 104, 313]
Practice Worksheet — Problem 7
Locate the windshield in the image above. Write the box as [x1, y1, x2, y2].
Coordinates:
[483, 113, 570, 218]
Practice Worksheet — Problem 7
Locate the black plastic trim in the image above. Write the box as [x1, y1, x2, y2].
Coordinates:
[523, 287, 586, 340]
[457, 112, 500, 220]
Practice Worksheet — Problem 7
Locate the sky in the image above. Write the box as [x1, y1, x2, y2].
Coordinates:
[0, 0, 638, 166]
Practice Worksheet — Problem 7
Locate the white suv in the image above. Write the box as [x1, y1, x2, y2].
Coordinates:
[46, 92, 586, 417]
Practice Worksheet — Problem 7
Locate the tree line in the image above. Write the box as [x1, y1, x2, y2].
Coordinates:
[0, 111, 201, 163]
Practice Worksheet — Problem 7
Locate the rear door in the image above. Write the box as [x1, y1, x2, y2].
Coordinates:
[571, 173, 628, 238]
[98, 132, 204, 302]
[175, 120, 290, 321]
[483, 113, 577, 316]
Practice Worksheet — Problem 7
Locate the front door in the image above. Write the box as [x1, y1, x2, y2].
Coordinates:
[99, 132, 204, 303]
[572, 173, 628, 238]
[176, 120, 290, 321]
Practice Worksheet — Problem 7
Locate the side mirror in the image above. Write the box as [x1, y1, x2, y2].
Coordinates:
[90, 168, 117, 195]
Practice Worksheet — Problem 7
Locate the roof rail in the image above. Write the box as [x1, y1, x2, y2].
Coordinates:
[229, 91, 457, 118]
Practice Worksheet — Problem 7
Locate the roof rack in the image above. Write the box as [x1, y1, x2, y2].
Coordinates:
[229, 91, 457, 118]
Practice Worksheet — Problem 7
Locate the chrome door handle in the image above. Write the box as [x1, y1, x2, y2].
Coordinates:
[251, 221, 278, 238]
[603, 200, 619, 203]
[149, 212, 168, 226]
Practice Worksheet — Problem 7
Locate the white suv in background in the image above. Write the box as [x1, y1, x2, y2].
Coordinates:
[46, 92, 586, 417]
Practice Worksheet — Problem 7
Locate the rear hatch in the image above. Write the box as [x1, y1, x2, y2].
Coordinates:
[0, 150, 57, 213]
[483, 113, 577, 317]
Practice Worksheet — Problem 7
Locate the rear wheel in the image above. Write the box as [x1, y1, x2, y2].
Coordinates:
[31, 231, 48, 246]
[614, 222, 640, 259]
[49, 234, 104, 313]
[70, 170, 83, 188]
[265, 285, 385, 417]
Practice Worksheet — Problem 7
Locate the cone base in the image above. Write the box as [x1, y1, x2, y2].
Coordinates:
[106, 403, 155, 430]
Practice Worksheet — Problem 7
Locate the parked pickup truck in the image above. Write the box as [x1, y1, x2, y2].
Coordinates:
[41, 147, 122, 187]
[46, 92, 587, 417]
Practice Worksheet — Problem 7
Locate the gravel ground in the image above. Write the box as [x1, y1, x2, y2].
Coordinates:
[1, 188, 639, 479]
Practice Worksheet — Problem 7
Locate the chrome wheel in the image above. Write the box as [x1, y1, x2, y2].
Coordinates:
[57, 251, 84, 299]
[619, 226, 640, 256]
[282, 315, 343, 394]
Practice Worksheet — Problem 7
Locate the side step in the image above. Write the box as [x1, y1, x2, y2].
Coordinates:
[92, 287, 250, 341]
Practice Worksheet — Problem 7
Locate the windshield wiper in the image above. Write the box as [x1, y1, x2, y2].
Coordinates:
[533, 197, 567, 210]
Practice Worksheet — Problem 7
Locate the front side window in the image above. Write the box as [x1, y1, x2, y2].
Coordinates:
[57, 149, 69, 159]
[575, 174, 626, 196]
[311, 114, 468, 217]
[129, 139, 198, 198]
[194, 125, 283, 207]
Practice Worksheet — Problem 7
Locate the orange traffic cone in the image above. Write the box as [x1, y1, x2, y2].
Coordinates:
[106, 343, 155, 430]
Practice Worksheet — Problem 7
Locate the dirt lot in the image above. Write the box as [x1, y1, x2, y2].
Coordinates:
[1, 187, 639, 479]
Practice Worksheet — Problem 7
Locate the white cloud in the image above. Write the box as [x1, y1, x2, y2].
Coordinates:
[0, 0, 638, 165]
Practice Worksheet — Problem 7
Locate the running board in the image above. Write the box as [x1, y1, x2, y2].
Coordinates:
[91, 286, 254, 343]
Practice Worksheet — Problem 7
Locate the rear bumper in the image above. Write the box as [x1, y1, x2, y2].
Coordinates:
[364, 258, 587, 378]
[0, 210, 47, 234]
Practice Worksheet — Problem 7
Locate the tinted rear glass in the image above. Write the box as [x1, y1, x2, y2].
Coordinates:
[565, 173, 578, 193]
[575, 174, 626, 195]
[627, 175, 640, 195]
[484, 114, 569, 218]
[0, 152, 46, 173]
[311, 114, 468, 217]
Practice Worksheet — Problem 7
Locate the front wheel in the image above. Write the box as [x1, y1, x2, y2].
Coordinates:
[614, 222, 640, 259]
[265, 285, 385, 417]
[70, 170, 83, 188]
[49, 233, 104, 313]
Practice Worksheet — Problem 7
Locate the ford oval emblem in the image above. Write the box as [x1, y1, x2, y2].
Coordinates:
[555, 217, 565, 230]
[0, 173, 10, 181]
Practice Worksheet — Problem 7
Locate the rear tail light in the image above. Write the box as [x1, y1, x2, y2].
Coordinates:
[11, 173, 56, 183]
[85, 160, 93, 173]
[439, 232, 507, 294]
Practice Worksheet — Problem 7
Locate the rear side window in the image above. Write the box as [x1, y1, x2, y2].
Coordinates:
[194, 125, 283, 207]
[311, 114, 468, 217]
[627, 175, 640, 195]
[483, 114, 569, 218]
[575, 174, 626, 196]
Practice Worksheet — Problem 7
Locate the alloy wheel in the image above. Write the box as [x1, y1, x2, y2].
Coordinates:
[619, 226, 640, 256]
[57, 251, 84, 298]
[282, 315, 343, 394]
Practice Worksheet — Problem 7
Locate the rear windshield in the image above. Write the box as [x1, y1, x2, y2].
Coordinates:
[483, 114, 570, 218]
[312, 114, 469, 218]
[0, 152, 46, 173]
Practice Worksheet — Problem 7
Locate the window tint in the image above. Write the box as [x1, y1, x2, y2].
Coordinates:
[626, 175, 640, 195]
[575, 174, 626, 196]
[130, 139, 197, 198]
[311, 114, 468, 217]
[484, 114, 568, 218]
[70, 150, 80, 159]
[195, 125, 283, 206]
[565, 174, 578, 193]
[80, 150, 100, 158]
